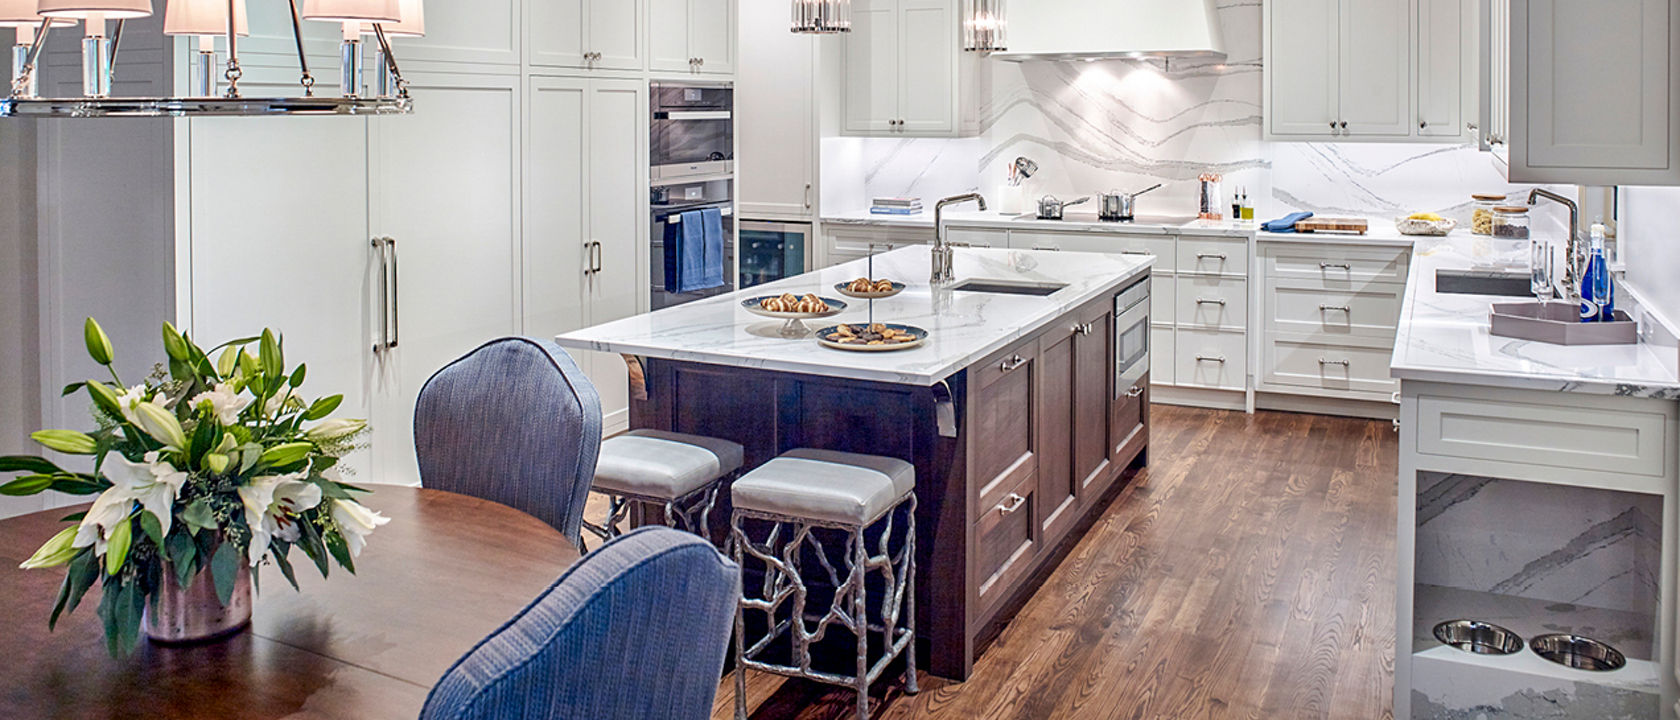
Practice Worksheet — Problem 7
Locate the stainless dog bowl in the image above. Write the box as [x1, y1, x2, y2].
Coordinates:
[1530, 634, 1627, 672]
[1432, 620, 1524, 656]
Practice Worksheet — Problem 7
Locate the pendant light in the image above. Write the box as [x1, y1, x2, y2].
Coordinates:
[791, 0, 849, 34]
[359, 0, 422, 98]
[302, 0, 402, 98]
[962, 0, 1005, 53]
[36, 0, 153, 98]
[164, 0, 249, 98]
[0, 1, 44, 98]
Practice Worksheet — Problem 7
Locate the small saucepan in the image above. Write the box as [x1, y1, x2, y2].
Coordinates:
[1099, 184, 1163, 222]
[1037, 194, 1090, 220]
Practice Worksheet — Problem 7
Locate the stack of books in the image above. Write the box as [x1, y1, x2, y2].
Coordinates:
[870, 197, 923, 215]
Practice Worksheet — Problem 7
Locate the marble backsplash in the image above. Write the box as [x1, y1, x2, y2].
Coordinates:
[821, 0, 1571, 232]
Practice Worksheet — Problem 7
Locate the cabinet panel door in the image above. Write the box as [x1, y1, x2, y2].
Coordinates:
[648, 0, 693, 72]
[843, 0, 900, 134]
[529, 0, 586, 68]
[689, 0, 735, 74]
[1340, 0, 1413, 136]
[188, 117, 375, 483]
[400, 0, 518, 65]
[898, 0, 955, 134]
[1417, 0, 1470, 137]
[738, 0, 814, 217]
[371, 76, 521, 488]
[523, 79, 589, 346]
[1515, 0, 1673, 178]
[586, 80, 648, 432]
[1074, 302, 1116, 496]
[1268, 0, 1341, 136]
[591, 0, 645, 70]
[1036, 328, 1078, 543]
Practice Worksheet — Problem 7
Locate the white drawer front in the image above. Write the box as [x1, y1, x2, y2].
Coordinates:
[1263, 338, 1398, 395]
[1268, 281, 1404, 339]
[1266, 245, 1409, 286]
[1176, 276, 1248, 330]
[1014, 230, 1176, 273]
[1176, 329, 1247, 390]
[1151, 277, 1175, 326]
[1416, 394, 1670, 477]
[943, 227, 1005, 249]
[1178, 237, 1248, 277]
[1150, 326, 1175, 386]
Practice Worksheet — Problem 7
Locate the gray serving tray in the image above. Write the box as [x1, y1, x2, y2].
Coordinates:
[1490, 301, 1637, 346]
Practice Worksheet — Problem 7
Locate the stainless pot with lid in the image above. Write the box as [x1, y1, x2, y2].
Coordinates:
[1099, 184, 1162, 222]
[1037, 194, 1090, 220]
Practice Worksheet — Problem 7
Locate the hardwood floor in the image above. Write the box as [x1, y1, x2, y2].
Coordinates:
[709, 405, 1399, 720]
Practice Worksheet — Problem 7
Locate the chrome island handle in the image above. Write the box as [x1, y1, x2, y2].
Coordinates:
[999, 354, 1027, 373]
[1125, 386, 1145, 398]
[996, 493, 1027, 515]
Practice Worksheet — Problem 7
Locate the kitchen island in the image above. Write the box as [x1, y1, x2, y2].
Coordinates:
[557, 246, 1154, 679]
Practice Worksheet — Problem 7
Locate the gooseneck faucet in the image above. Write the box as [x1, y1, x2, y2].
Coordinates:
[1527, 188, 1580, 299]
[932, 193, 987, 284]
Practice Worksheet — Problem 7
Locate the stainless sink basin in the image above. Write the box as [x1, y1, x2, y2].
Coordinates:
[1436, 269, 1534, 296]
[949, 279, 1067, 296]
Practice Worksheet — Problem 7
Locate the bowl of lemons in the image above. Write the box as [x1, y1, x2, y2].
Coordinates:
[1396, 212, 1458, 236]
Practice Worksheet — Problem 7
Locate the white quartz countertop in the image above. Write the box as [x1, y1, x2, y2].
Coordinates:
[821, 208, 1253, 237]
[555, 246, 1154, 386]
[1390, 236, 1680, 397]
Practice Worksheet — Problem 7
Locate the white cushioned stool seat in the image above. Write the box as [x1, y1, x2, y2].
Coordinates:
[731, 449, 915, 526]
[593, 430, 745, 499]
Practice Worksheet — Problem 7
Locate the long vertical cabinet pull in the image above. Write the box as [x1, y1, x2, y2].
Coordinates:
[583, 241, 595, 278]
[372, 237, 389, 352]
[593, 241, 603, 273]
[386, 237, 399, 350]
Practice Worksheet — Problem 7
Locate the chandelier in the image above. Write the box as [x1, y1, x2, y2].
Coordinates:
[791, 0, 848, 34]
[1, 0, 421, 118]
[962, 0, 1004, 53]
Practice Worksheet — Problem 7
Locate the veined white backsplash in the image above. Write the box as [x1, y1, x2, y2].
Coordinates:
[822, 0, 1568, 231]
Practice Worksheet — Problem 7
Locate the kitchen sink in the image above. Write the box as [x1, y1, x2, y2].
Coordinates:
[1436, 269, 1534, 296]
[949, 279, 1068, 296]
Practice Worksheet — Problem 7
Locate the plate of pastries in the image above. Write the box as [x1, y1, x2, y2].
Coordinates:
[834, 277, 906, 299]
[816, 322, 928, 352]
[742, 293, 848, 320]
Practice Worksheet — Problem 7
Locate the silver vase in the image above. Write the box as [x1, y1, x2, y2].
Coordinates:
[143, 560, 253, 645]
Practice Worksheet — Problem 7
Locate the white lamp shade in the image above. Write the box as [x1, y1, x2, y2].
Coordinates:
[36, 0, 155, 20]
[163, 0, 247, 36]
[0, 0, 44, 26]
[360, 0, 420, 37]
[300, 0, 398, 23]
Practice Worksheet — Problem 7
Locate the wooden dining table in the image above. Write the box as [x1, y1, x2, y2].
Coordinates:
[0, 487, 582, 720]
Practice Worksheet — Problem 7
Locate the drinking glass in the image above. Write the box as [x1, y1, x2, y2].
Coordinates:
[1530, 237, 1555, 302]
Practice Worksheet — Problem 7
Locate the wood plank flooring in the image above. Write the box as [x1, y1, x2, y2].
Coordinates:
[708, 405, 1399, 720]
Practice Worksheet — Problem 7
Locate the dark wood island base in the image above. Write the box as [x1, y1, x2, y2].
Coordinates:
[627, 290, 1149, 680]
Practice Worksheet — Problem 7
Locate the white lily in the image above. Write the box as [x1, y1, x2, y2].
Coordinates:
[305, 418, 366, 442]
[114, 384, 161, 426]
[264, 389, 305, 417]
[190, 383, 252, 426]
[237, 473, 324, 566]
[73, 452, 187, 554]
[330, 498, 389, 558]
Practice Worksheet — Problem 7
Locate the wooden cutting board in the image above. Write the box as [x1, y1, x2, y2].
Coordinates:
[1294, 217, 1370, 234]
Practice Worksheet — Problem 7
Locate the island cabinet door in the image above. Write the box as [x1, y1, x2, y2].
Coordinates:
[1035, 325, 1080, 545]
[1073, 300, 1118, 500]
[969, 337, 1041, 614]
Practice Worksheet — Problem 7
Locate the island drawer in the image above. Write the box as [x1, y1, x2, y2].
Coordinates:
[1012, 230, 1177, 272]
[974, 468, 1039, 613]
[1414, 391, 1673, 478]
[1266, 279, 1405, 339]
[1263, 243, 1410, 286]
[1176, 276, 1248, 330]
[1176, 329, 1247, 390]
[1177, 237, 1248, 277]
[1262, 336, 1398, 396]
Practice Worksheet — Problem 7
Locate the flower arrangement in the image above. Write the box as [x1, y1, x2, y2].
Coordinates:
[1, 318, 384, 655]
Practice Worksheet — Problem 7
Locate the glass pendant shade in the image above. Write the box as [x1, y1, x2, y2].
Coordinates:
[301, 0, 400, 23]
[360, 0, 421, 37]
[36, 0, 154, 20]
[0, 0, 44, 26]
[163, 0, 248, 36]
[962, 0, 1005, 52]
[791, 0, 848, 34]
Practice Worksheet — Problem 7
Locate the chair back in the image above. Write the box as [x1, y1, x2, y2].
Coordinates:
[415, 337, 601, 546]
[419, 527, 741, 720]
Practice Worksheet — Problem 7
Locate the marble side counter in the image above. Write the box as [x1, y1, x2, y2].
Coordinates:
[556, 246, 1153, 386]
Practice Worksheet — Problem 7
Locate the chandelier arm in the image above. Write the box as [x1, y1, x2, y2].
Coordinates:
[371, 24, 407, 99]
[285, 0, 316, 95]
[9, 17, 53, 98]
[107, 19, 124, 85]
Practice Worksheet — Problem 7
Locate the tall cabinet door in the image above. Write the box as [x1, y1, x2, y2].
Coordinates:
[1073, 302, 1116, 498]
[523, 78, 590, 354]
[689, 0, 735, 74]
[371, 73, 521, 487]
[1417, 0, 1470, 138]
[584, 80, 648, 433]
[590, 0, 645, 70]
[647, 0, 693, 72]
[897, 0, 955, 135]
[1340, 0, 1413, 136]
[1267, 0, 1341, 137]
[1035, 327, 1079, 544]
[529, 0, 587, 68]
[187, 117, 376, 483]
[843, 0, 900, 134]
[739, 0, 816, 218]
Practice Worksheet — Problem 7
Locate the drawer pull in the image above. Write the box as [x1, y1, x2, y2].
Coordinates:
[1318, 304, 1351, 313]
[1120, 250, 1155, 257]
[1196, 298, 1227, 307]
[1319, 358, 1351, 367]
[1033, 245, 1063, 252]
[1074, 323, 1094, 336]
[997, 493, 1028, 515]
[1197, 252, 1228, 261]
[999, 354, 1027, 373]
[1195, 355, 1227, 364]
[1320, 262, 1352, 271]
[1125, 386, 1145, 398]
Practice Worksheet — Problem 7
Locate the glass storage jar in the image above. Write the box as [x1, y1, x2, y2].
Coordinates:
[1471, 193, 1507, 236]
[1492, 206, 1531, 239]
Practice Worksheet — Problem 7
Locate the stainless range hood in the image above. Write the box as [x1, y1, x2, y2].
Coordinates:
[989, 0, 1227, 63]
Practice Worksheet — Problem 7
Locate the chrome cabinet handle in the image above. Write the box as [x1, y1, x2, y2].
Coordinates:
[1034, 245, 1063, 251]
[1466, 122, 1479, 131]
[1197, 252, 1227, 261]
[372, 237, 388, 352]
[1419, 121, 1428, 130]
[1125, 386, 1145, 398]
[1318, 304, 1351, 313]
[1339, 121, 1348, 130]
[1195, 355, 1226, 364]
[996, 493, 1027, 515]
[1329, 121, 1336, 130]
[594, 241, 604, 273]
[583, 241, 595, 277]
[804, 183, 812, 209]
[1319, 358, 1351, 367]
[1196, 298, 1227, 307]
[1074, 323, 1093, 336]
[999, 354, 1027, 372]
[1320, 262, 1352, 271]
[385, 237, 399, 350]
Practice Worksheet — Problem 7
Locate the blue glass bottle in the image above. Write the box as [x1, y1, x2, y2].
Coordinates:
[1580, 224, 1614, 322]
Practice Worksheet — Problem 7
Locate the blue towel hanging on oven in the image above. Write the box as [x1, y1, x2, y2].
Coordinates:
[696, 208, 725, 290]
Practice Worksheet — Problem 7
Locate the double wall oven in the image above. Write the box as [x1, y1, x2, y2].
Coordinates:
[650, 81, 736, 310]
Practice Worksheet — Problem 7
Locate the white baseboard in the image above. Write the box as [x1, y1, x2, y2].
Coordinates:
[1256, 392, 1399, 421]
[1151, 385, 1248, 412]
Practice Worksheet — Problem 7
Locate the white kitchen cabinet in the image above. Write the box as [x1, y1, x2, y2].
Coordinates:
[1418, 0, 1474, 137]
[842, 0, 976, 137]
[1266, 0, 1342, 137]
[739, 0, 817, 219]
[1504, 0, 1680, 185]
[1341, 0, 1413, 136]
[529, 0, 645, 71]
[649, 0, 736, 75]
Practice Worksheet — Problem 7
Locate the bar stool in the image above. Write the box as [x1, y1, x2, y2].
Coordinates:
[583, 430, 744, 547]
[730, 449, 917, 720]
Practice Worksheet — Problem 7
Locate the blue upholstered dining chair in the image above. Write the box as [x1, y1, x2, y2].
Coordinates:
[419, 527, 742, 720]
[415, 337, 602, 548]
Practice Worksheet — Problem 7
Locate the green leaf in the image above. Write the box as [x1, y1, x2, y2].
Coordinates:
[259, 330, 283, 380]
[210, 540, 239, 607]
[83, 318, 114, 366]
[138, 512, 164, 549]
[104, 517, 133, 576]
[161, 322, 191, 362]
[259, 442, 314, 469]
[181, 499, 216, 533]
[31, 430, 99, 455]
[60, 381, 87, 397]
[166, 531, 198, 589]
[0, 475, 53, 496]
[49, 475, 109, 496]
[289, 363, 307, 388]
[189, 410, 218, 462]
[0, 455, 65, 475]
[302, 395, 344, 422]
[297, 518, 330, 579]
[51, 551, 98, 630]
[324, 529, 356, 575]
[60, 511, 87, 523]
[272, 544, 300, 591]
